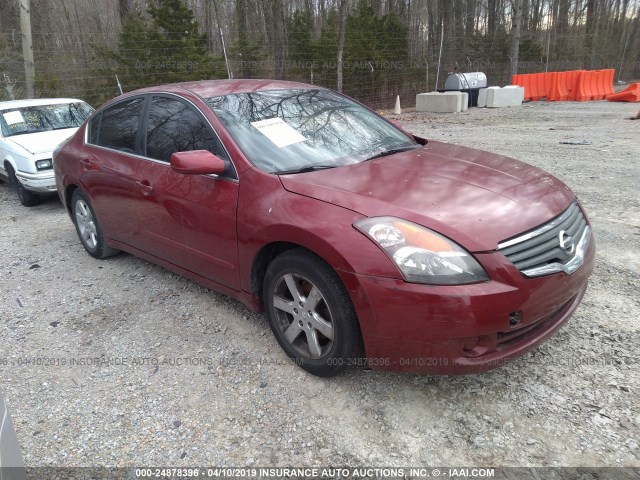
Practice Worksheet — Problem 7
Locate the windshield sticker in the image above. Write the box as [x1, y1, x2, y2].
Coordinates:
[250, 117, 307, 148]
[3, 110, 25, 125]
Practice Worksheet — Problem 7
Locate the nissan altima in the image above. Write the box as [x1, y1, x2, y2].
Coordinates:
[53, 80, 594, 377]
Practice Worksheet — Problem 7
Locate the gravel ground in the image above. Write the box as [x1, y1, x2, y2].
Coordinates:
[0, 100, 639, 470]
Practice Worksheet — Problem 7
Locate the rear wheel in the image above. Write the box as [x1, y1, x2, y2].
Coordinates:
[6, 164, 40, 207]
[263, 249, 361, 377]
[71, 189, 119, 259]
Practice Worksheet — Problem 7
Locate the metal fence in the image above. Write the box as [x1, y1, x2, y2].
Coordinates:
[1, 31, 639, 109]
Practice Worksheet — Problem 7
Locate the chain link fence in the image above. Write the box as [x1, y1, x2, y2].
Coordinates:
[1, 30, 639, 109]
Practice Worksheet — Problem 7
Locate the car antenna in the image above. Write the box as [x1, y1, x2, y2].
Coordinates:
[115, 74, 124, 95]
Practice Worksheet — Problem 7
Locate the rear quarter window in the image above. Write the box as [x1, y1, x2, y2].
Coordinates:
[89, 97, 144, 153]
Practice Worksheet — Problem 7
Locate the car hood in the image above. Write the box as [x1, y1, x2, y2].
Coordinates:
[280, 140, 575, 252]
[6, 128, 77, 155]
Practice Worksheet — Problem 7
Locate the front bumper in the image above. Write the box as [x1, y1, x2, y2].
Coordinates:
[340, 234, 595, 374]
[14, 170, 57, 193]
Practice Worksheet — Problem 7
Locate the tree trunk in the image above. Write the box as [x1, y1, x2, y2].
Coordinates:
[585, 0, 597, 67]
[556, 0, 570, 53]
[530, 0, 542, 32]
[521, 0, 529, 32]
[510, 0, 523, 76]
[117, 0, 132, 24]
[453, 0, 464, 54]
[264, 0, 287, 78]
[465, 0, 475, 37]
[19, 0, 35, 98]
[488, 0, 497, 32]
[336, 0, 348, 93]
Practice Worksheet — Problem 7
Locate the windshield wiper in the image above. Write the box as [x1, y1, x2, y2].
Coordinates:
[365, 144, 421, 161]
[272, 165, 337, 175]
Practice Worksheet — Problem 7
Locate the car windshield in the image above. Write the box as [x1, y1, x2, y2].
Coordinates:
[0, 102, 93, 137]
[206, 89, 417, 174]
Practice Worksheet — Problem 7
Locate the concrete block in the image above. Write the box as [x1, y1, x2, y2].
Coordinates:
[486, 86, 525, 107]
[446, 92, 464, 113]
[484, 87, 501, 107]
[477, 88, 488, 108]
[416, 91, 464, 113]
[461, 92, 469, 112]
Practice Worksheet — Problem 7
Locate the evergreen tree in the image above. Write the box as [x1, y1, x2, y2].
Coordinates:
[285, 0, 409, 100]
[99, 0, 225, 95]
[231, 31, 266, 78]
[287, 9, 315, 78]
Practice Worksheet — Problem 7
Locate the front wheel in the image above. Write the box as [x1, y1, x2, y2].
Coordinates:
[7, 165, 40, 207]
[71, 189, 119, 259]
[263, 249, 361, 377]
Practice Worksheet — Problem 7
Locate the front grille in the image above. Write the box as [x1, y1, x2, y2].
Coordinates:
[498, 202, 590, 277]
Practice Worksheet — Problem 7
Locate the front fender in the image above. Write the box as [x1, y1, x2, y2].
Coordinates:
[1, 154, 18, 175]
[236, 168, 403, 294]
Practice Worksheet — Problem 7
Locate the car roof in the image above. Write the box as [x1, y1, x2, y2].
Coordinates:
[128, 79, 321, 98]
[0, 98, 86, 111]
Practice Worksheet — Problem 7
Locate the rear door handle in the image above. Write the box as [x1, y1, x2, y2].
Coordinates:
[79, 158, 91, 170]
[136, 180, 154, 195]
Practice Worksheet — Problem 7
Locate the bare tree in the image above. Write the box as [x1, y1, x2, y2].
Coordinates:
[3, 0, 640, 105]
[511, 0, 524, 76]
[117, 0, 133, 23]
[336, 0, 348, 93]
[19, 0, 34, 98]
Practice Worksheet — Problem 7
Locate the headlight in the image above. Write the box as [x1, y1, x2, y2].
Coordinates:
[36, 159, 53, 171]
[354, 216, 489, 285]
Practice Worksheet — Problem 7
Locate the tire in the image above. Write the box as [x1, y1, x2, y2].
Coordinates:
[71, 189, 119, 259]
[263, 248, 361, 377]
[6, 164, 40, 207]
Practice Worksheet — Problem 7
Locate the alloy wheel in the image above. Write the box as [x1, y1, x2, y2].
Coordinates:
[75, 199, 98, 250]
[272, 273, 335, 359]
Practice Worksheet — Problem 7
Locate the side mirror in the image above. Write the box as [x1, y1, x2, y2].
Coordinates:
[413, 135, 428, 146]
[388, 120, 428, 146]
[170, 150, 226, 175]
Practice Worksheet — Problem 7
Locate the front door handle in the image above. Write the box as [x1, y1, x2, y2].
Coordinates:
[136, 180, 154, 196]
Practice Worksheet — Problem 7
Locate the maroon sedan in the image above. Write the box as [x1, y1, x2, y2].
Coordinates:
[53, 80, 594, 376]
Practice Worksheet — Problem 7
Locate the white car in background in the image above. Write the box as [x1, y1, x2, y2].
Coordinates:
[0, 98, 93, 206]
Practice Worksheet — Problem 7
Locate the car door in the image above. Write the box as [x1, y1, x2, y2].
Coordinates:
[136, 94, 240, 290]
[82, 97, 146, 244]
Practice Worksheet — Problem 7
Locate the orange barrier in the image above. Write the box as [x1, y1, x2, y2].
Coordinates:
[607, 83, 640, 102]
[532, 72, 550, 100]
[547, 72, 563, 101]
[598, 70, 615, 98]
[511, 68, 615, 102]
[575, 70, 593, 101]
[566, 70, 582, 99]
[548, 70, 581, 101]
[512, 72, 552, 100]
[542, 73, 553, 100]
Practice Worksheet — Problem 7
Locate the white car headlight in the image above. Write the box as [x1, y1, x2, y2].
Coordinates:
[354, 217, 489, 285]
[36, 159, 53, 171]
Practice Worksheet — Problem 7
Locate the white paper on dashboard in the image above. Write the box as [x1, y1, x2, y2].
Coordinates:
[3, 110, 25, 125]
[250, 117, 307, 148]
